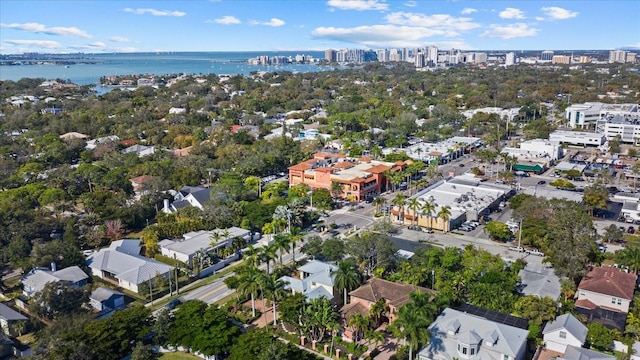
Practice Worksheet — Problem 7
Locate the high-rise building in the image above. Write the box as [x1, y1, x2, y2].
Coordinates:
[414, 52, 425, 68]
[475, 53, 487, 64]
[578, 56, 591, 63]
[609, 50, 627, 63]
[541, 50, 554, 61]
[325, 49, 336, 62]
[376, 49, 389, 62]
[427, 46, 438, 67]
[552, 55, 571, 64]
[505, 52, 516, 66]
[389, 48, 402, 62]
[626, 52, 637, 63]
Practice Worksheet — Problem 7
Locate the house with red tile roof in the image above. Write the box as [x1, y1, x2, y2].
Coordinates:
[340, 278, 435, 341]
[575, 266, 637, 330]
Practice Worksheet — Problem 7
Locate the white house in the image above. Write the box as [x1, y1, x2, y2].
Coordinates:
[542, 313, 587, 354]
[279, 260, 337, 301]
[159, 227, 253, 266]
[21, 266, 89, 298]
[87, 239, 173, 293]
[0, 303, 27, 337]
[417, 305, 529, 360]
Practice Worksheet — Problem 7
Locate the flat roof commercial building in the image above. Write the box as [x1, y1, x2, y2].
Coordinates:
[391, 175, 512, 231]
[549, 130, 606, 147]
[388, 136, 482, 164]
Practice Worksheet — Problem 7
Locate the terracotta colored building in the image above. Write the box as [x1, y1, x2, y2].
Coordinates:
[288, 152, 404, 201]
[340, 278, 435, 341]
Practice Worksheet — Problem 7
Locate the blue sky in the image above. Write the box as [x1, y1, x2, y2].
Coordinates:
[1, 0, 639, 54]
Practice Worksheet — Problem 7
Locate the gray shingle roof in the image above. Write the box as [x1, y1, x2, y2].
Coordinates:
[543, 313, 587, 344]
[21, 266, 88, 295]
[90, 287, 124, 302]
[0, 303, 27, 321]
[562, 345, 616, 360]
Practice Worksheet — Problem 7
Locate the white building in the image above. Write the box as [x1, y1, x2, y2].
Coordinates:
[417, 305, 529, 360]
[392, 175, 512, 231]
[565, 102, 604, 128]
[461, 107, 521, 122]
[389, 136, 482, 164]
[505, 52, 516, 66]
[279, 260, 337, 301]
[594, 103, 640, 143]
[549, 130, 606, 147]
[542, 313, 587, 354]
[159, 227, 253, 266]
[501, 139, 563, 163]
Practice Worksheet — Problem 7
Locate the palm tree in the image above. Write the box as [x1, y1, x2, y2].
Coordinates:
[259, 243, 278, 274]
[616, 245, 640, 274]
[236, 265, 263, 317]
[330, 181, 344, 199]
[288, 227, 303, 263]
[392, 193, 407, 223]
[364, 329, 385, 349]
[632, 163, 640, 190]
[420, 200, 436, 230]
[393, 305, 430, 360]
[273, 234, 290, 266]
[302, 298, 339, 343]
[262, 273, 288, 326]
[372, 196, 386, 215]
[369, 298, 389, 327]
[437, 205, 452, 233]
[348, 313, 370, 342]
[243, 245, 260, 267]
[332, 259, 362, 306]
[407, 197, 420, 227]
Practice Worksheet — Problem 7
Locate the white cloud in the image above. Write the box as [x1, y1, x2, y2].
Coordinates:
[4, 39, 62, 49]
[385, 12, 480, 32]
[405, 1, 417, 7]
[480, 23, 538, 39]
[211, 16, 241, 25]
[540, 6, 578, 20]
[0, 22, 91, 38]
[312, 25, 461, 48]
[535, 16, 545, 21]
[460, 8, 477, 15]
[88, 41, 106, 48]
[499, 7, 525, 19]
[250, 18, 285, 27]
[109, 36, 130, 43]
[327, 0, 388, 11]
[123, 8, 186, 17]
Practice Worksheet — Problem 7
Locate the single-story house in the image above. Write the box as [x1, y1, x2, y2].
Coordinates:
[90, 287, 126, 312]
[159, 227, 253, 267]
[122, 144, 155, 157]
[87, 239, 174, 293]
[0, 303, 28, 337]
[21, 265, 89, 298]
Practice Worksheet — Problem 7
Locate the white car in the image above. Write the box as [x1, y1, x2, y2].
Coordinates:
[509, 246, 525, 252]
[526, 249, 544, 257]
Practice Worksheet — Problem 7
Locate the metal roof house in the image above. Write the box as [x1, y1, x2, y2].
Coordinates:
[87, 239, 173, 293]
[159, 227, 253, 266]
[90, 287, 125, 313]
[279, 260, 338, 302]
[21, 265, 89, 298]
[0, 303, 27, 337]
[418, 306, 529, 360]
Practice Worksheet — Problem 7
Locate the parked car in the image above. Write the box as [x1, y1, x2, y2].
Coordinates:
[509, 246, 525, 252]
[526, 249, 544, 257]
[421, 227, 435, 233]
[459, 226, 473, 232]
[628, 226, 636, 234]
[537, 180, 546, 185]
[164, 298, 182, 310]
[459, 163, 465, 167]
[407, 225, 420, 231]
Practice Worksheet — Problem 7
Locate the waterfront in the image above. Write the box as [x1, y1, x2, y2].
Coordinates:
[0, 51, 329, 85]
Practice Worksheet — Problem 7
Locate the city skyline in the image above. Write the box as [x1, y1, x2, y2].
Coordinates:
[1, 0, 639, 55]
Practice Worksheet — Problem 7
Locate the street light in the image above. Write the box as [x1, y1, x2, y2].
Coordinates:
[515, 215, 525, 251]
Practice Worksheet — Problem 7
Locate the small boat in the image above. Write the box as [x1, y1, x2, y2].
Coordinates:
[65, 65, 70, 68]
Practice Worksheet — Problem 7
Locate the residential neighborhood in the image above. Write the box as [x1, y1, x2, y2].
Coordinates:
[1, 48, 640, 360]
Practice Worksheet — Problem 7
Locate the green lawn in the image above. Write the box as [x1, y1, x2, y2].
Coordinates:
[160, 352, 202, 360]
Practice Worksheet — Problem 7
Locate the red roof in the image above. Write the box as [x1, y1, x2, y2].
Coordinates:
[366, 164, 391, 174]
[578, 266, 637, 300]
[130, 175, 154, 184]
[349, 278, 435, 308]
[334, 161, 354, 169]
[288, 162, 313, 171]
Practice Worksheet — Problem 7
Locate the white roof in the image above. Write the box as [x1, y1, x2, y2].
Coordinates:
[88, 240, 173, 285]
[161, 227, 251, 257]
[419, 308, 528, 359]
[21, 266, 88, 295]
[543, 313, 587, 344]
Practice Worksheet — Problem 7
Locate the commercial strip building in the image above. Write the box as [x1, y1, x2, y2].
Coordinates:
[391, 175, 513, 231]
[288, 152, 406, 201]
[501, 139, 563, 174]
[391, 136, 483, 164]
